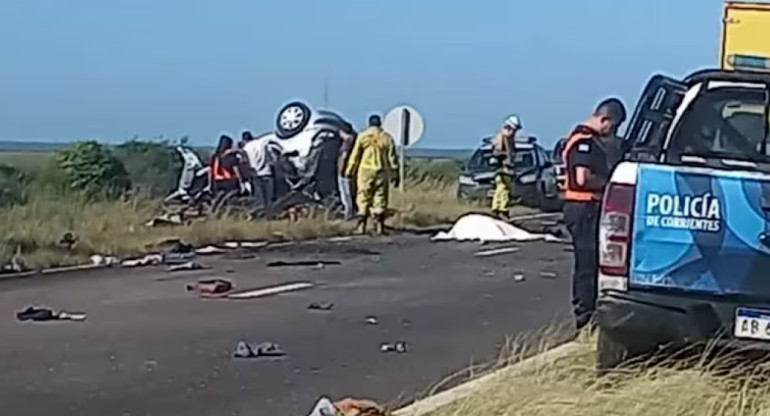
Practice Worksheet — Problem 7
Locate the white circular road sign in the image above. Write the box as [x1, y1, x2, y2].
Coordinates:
[383, 105, 424, 148]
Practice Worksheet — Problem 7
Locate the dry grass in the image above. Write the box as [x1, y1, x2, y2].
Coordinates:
[427, 332, 770, 416]
[0, 179, 534, 269]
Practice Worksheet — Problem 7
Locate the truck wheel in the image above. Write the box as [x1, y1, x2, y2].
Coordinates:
[596, 329, 632, 374]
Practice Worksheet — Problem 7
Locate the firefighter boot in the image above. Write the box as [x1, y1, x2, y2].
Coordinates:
[374, 214, 386, 236]
[355, 215, 368, 235]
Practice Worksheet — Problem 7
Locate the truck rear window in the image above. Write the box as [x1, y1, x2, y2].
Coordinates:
[668, 87, 770, 164]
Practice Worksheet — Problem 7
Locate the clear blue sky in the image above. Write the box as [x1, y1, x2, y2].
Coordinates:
[0, 0, 730, 148]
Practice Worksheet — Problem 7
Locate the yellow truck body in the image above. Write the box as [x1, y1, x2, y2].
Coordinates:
[721, 2, 770, 70]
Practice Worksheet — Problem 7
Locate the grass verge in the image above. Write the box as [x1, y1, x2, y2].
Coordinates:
[425, 332, 770, 416]
[0, 179, 535, 269]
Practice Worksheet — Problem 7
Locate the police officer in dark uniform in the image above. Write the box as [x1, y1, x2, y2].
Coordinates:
[562, 98, 627, 331]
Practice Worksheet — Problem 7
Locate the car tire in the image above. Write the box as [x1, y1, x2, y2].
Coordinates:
[596, 328, 633, 373]
[275, 101, 312, 139]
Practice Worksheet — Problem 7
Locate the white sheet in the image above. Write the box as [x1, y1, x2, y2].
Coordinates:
[432, 214, 559, 243]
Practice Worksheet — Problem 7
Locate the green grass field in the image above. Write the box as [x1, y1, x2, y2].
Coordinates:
[0, 151, 52, 172]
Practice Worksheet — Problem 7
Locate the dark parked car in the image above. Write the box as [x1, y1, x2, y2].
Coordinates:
[457, 136, 561, 210]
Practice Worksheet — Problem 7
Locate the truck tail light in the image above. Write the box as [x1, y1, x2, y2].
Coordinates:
[598, 183, 635, 291]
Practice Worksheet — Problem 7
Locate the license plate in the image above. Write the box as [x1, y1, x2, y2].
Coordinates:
[734, 307, 770, 341]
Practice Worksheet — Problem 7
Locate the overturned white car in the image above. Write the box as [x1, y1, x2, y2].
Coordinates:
[167, 101, 355, 216]
[257, 101, 354, 210]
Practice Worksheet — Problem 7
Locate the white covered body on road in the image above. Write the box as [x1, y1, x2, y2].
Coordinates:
[432, 214, 559, 243]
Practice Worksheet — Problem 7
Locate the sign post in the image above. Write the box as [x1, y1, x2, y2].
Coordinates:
[383, 105, 424, 192]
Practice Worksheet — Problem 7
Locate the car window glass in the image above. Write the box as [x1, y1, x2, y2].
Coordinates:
[552, 139, 566, 163]
[536, 146, 550, 166]
[468, 149, 493, 171]
[514, 150, 536, 168]
[668, 87, 770, 163]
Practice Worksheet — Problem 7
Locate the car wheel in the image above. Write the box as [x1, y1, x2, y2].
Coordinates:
[596, 328, 633, 374]
[275, 101, 311, 139]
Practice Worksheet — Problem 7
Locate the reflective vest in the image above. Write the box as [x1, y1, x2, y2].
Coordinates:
[211, 156, 233, 181]
[561, 126, 603, 202]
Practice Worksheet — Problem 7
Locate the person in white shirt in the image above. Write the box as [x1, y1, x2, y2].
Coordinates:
[242, 131, 282, 209]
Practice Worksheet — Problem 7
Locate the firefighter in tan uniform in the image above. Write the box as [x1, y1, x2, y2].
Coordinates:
[490, 115, 522, 219]
[344, 114, 398, 235]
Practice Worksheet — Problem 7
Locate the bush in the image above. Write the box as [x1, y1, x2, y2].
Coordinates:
[0, 165, 27, 207]
[114, 140, 182, 196]
[55, 141, 131, 200]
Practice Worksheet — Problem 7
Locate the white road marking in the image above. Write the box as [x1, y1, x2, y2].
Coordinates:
[226, 282, 315, 299]
[473, 247, 521, 257]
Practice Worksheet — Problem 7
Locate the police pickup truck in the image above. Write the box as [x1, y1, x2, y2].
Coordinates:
[595, 62, 770, 369]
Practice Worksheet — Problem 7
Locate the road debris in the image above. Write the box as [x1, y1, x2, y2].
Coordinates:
[380, 342, 408, 353]
[16, 306, 87, 322]
[308, 302, 334, 311]
[307, 397, 388, 416]
[90, 254, 119, 266]
[365, 316, 379, 325]
[162, 252, 196, 265]
[432, 214, 561, 243]
[195, 245, 227, 255]
[266, 260, 341, 268]
[167, 261, 210, 272]
[513, 273, 526, 282]
[224, 240, 270, 249]
[307, 397, 338, 416]
[539, 271, 558, 279]
[473, 247, 521, 257]
[233, 340, 286, 358]
[121, 254, 163, 268]
[186, 279, 234, 297]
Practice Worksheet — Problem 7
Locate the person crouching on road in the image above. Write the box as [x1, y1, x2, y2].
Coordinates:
[337, 123, 358, 221]
[209, 134, 247, 195]
[344, 114, 398, 235]
[562, 98, 627, 332]
[490, 115, 522, 220]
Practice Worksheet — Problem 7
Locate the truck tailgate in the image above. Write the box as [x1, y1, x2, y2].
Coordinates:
[631, 164, 770, 297]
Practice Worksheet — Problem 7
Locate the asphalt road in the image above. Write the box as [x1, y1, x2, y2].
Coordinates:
[0, 221, 573, 416]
